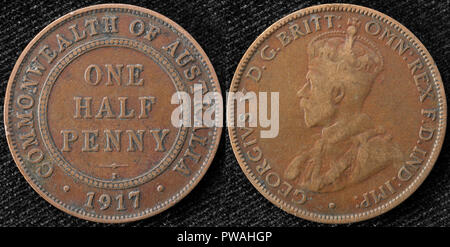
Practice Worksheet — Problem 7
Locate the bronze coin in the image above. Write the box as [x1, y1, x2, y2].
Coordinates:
[4, 4, 222, 223]
[227, 3, 446, 223]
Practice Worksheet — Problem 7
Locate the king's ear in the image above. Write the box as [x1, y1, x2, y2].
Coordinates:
[332, 85, 345, 104]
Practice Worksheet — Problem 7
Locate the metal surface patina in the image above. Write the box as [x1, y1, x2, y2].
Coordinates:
[4, 4, 221, 223]
[227, 4, 446, 223]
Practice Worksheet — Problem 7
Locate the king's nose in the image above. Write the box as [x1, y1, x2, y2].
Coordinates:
[296, 88, 303, 98]
[297, 82, 309, 98]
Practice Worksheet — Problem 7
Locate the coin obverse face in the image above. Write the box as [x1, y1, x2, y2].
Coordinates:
[4, 4, 222, 223]
[228, 4, 446, 223]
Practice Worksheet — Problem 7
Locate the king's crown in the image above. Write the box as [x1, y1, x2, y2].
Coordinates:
[307, 18, 383, 83]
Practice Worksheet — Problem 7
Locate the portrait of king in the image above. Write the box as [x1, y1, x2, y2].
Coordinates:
[284, 19, 404, 193]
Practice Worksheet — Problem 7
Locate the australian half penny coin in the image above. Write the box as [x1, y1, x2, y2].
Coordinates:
[4, 4, 222, 223]
[227, 4, 446, 223]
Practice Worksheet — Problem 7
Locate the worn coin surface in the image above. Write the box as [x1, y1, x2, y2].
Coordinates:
[4, 4, 221, 223]
[227, 4, 446, 223]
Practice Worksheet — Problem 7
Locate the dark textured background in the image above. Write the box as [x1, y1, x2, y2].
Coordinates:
[0, 0, 449, 227]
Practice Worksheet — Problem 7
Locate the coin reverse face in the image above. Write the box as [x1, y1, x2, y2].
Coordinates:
[228, 4, 446, 223]
[4, 4, 221, 223]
